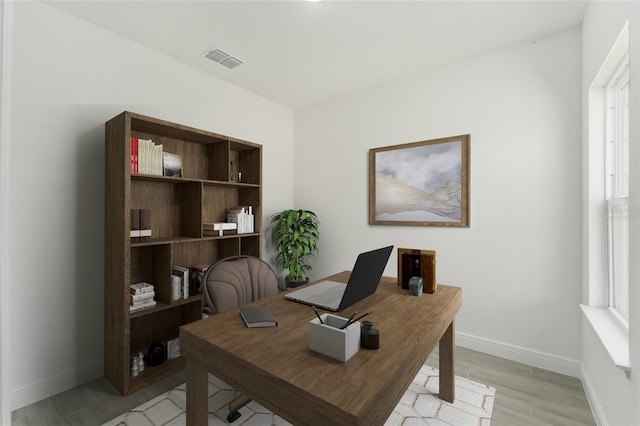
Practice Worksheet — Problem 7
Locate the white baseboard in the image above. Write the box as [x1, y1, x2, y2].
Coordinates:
[10, 359, 103, 411]
[580, 364, 605, 426]
[8, 334, 589, 413]
[456, 331, 582, 378]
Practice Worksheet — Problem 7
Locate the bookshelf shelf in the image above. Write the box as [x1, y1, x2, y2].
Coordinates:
[132, 173, 260, 188]
[105, 111, 262, 395]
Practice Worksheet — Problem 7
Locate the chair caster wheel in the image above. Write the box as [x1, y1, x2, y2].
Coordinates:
[227, 410, 242, 423]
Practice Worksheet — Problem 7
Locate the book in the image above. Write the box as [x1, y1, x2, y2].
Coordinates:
[240, 306, 278, 328]
[172, 275, 181, 301]
[227, 206, 254, 234]
[131, 137, 138, 174]
[167, 337, 181, 360]
[130, 282, 154, 295]
[129, 299, 156, 313]
[203, 222, 237, 236]
[132, 138, 163, 176]
[172, 266, 190, 299]
[130, 208, 152, 242]
[130, 291, 155, 304]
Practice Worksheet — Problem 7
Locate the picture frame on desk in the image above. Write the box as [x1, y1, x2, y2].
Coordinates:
[397, 248, 437, 294]
[369, 134, 470, 227]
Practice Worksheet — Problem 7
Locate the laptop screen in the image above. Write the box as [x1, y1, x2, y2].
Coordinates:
[338, 245, 393, 310]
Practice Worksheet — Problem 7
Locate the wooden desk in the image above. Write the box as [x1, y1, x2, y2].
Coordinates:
[180, 272, 461, 425]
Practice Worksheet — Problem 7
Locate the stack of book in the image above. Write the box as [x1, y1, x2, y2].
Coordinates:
[203, 222, 237, 237]
[131, 137, 164, 176]
[130, 282, 156, 313]
[227, 206, 254, 234]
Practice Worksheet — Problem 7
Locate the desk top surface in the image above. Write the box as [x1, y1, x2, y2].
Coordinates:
[181, 271, 461, 425]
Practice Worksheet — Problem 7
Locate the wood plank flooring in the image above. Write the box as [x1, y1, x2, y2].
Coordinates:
[12, 347, 595, 425]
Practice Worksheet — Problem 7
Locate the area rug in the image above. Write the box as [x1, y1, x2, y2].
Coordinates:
[103, 365, 495, 426]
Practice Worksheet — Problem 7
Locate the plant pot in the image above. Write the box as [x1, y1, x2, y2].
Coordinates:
[286, 278, 309, 288]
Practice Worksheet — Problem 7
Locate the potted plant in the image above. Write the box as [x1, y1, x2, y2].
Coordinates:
[270, 209, 320, 288]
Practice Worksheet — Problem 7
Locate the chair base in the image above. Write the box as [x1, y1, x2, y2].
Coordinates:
[227, 410, 242, 423]
[227, 394, 251, 423]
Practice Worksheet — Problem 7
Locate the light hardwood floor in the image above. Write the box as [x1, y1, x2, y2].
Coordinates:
[12, 347, 595, 425]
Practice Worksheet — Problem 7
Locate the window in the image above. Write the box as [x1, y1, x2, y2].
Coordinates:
[582, 22, 630, 370]
[605, 54, 629, 325]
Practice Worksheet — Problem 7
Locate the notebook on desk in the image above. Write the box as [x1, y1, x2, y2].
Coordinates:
[284, 245, 393, 311]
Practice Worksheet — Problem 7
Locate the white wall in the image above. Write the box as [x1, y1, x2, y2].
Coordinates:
[7, 2, 294, 409]
[295, 28, 583, 373]
[1, 0, 13, 423]
[581, 2, 640, 425]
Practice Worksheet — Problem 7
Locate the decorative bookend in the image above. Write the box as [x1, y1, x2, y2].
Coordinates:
[397, 248, 437, 294]
[130, 209, 152, 243]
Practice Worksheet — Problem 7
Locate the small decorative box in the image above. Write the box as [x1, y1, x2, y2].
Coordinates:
[408, 276, 423, 296]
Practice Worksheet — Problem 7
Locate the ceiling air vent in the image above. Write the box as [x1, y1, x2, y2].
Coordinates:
[204, 47, 243, 69]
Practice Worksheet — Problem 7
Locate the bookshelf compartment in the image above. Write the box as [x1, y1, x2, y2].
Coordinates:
[130, 245, 171, 305]
[128, 357, 185, 394]
[218, 238, 241, 258]
[172, 240, 217, 268]
[129, 300, 201, 363]
[240, 235, 261, 258]
[231, 141, 261, 185]
[131, 179, 202, 240]
[202, 185, 241, 225]
[131, 117, 229, 182]
[130, 302, 200, 351]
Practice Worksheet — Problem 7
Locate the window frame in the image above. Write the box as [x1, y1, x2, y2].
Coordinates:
[604, 54, 630, 328]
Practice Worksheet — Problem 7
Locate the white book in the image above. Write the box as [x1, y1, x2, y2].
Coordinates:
[228, 207, 253, 234]
[247, 214, 254, 233]
[131, 291, 155, 304]
[130, 282, 154, 294]
[172, 266, 190, 299]
[129, 299, 156, 313]
[172, 275, 181, 301]
[156, 144, 164, 176]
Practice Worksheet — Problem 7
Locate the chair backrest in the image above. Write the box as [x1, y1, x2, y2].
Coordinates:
[202, 255, 279, 314]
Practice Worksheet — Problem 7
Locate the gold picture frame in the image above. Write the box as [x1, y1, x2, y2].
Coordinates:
[369, 134, 470, 227]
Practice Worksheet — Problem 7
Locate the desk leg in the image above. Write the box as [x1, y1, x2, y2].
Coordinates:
[439, 320, 455, 403]
[185, 357, 208, 426]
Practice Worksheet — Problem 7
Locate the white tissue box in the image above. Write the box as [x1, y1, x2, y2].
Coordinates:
[308, 313, 360, 362]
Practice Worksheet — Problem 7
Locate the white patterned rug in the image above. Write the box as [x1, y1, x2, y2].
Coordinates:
[104, 365, 495, 426]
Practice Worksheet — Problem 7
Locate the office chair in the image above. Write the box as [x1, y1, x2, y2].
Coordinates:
[201, 255, 279, 422]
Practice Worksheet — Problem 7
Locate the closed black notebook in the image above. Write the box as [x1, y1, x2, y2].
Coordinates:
[240, 306, 278, 328]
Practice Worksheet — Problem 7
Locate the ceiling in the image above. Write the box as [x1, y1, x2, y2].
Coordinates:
[48, 0, 588, 110]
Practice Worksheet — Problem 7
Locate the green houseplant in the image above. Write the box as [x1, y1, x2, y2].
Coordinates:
[270, 209, 320, 287]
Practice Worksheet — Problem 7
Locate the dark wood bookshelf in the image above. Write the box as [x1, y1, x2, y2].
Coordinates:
[105, 111, 262, 395]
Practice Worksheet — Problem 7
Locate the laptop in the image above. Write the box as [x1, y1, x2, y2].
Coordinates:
[284, 245, 393, 311]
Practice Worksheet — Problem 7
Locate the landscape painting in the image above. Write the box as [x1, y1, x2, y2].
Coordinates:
[369, 135, 470, 227]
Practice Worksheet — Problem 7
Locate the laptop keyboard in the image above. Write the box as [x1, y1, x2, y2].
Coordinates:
[307, 286, 345, 305]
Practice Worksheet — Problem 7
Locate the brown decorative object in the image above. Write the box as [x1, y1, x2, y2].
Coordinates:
[398, 248, 437, 294]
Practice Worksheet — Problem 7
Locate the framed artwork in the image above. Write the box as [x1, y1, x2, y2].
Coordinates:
[369, 134, 470, 227]
[163, 152, 182, 177]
